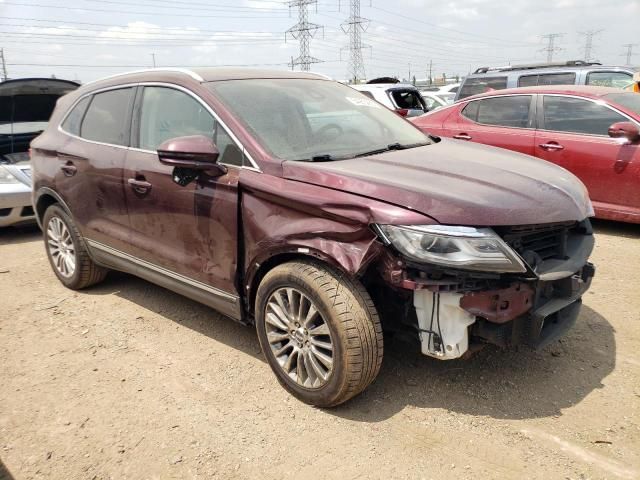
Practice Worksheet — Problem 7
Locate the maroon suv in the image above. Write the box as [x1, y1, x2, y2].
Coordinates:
[31, 68, 595, 406]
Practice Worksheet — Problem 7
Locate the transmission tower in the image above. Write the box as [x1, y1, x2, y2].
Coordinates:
[540, 33, 564, 62]
[622, 43, 638, 66]
[579, 30, 603, 62]
[0, 48, 7, 81]
[286, 0, 322, 71]
[341, 0, 370, 83]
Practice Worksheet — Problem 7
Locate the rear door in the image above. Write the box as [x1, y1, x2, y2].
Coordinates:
[123, 84, 242, 313]
[535, 94, 640, 217]
[56, 87, 134, 252]
[450, 95, 537, 155]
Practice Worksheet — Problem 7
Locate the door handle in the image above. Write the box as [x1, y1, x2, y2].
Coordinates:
[539, 142, 564, 151]
[453, 133, 472, 140]
[128, 178, 152, 194]
[60, 163, 77, 177]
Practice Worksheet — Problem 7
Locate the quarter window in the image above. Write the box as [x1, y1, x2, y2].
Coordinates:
[464, 96, 531, 128]
[138, 86, 242, 166]
[458, 76, 508, 100]
[61, 96, 90, 136]
[80, 88, 133, 146]
[586, 71, 634, 89]
[542, 96, 627, 135]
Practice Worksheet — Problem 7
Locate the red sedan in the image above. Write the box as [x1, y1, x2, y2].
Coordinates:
[411, 86, 640, 223]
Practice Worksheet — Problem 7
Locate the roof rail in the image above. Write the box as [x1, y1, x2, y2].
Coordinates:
[473, 60, 602, 74]
[82, 68, 204, 86]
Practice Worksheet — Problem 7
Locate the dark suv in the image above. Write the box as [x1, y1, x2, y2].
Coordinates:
[31, 68, 595, 406]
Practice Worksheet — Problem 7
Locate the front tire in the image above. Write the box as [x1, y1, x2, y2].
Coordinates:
[256, 261, 383, 407]
[43, 204, 108, 290]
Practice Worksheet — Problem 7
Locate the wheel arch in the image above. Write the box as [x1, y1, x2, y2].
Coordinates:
[34, 188, 72, 228]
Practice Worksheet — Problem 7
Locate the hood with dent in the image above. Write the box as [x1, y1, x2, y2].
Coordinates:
[282, 139, 592, 226]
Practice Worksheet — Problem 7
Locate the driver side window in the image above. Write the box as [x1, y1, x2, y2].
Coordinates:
[138, 86, 243, 166]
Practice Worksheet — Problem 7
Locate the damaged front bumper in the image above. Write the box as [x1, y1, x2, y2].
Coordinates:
[376, 219, 595, 360]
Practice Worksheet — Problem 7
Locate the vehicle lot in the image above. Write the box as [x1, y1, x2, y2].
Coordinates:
[0, 221, 638, 480]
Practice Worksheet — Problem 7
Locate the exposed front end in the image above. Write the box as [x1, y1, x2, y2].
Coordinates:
[372, 219, 595, 359]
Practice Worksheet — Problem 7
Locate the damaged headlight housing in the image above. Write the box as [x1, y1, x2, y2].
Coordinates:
[377, 224, 526, 273]
[0, 166, 20, 184]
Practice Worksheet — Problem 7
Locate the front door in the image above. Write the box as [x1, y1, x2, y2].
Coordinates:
[452, 95, 537, 156]
[535, 95, 640, 219]
[123, 85, 244, 314]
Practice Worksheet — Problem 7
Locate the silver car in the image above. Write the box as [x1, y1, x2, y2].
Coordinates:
[0, 78, 79, 227]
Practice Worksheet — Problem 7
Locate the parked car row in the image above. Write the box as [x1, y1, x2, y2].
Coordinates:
[28, 68, 596, 406]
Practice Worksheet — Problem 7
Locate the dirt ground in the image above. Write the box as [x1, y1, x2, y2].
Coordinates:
[0, 220, 639, 480]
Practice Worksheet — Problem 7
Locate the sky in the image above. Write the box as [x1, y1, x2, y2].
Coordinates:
[1, 0, 639, 83]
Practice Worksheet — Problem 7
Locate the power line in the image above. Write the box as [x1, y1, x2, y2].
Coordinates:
[579, 29, 603, 62]
[622, 43, 638, 66]
[540, 33, 564, 62]
[286, 0, 323, 71]
[341, 0, 369, 83]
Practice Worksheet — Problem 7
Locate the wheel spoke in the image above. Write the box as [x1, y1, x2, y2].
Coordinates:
[267, 331, 289, 344]
[281, 348, 298, 373]
[265, 307, 289, 331]
[47, 216, 76, 278]
[311, 346, 333, 369]
[302, 303, 318, 327]
[306, 350, 328, 383]
[308, 323, 330, 337]
[273, 341, 294, 358]
[309, 337, 333, 351]
[296, 350, 307, 384]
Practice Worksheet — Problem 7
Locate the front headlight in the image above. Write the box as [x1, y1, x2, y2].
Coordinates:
[377, 224, 526, 273]
[0, 166, 20, 184]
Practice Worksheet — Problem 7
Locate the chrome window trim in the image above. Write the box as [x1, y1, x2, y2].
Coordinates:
[86, 239, 239, 303]
[460, 94, 535, 130]
[58, 81, 262, 172]
[538, 93, 640, 138]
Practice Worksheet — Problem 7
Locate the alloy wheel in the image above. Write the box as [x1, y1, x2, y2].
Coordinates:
[46, 216, 76, 278]
[264, 287, 334, 389]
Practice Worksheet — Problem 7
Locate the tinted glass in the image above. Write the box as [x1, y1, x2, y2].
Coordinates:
[458, 76, 508, 99]
[518, 73, 576, 87]
[139, 87, 215, 151]
[543, 96, 627, 135]
[461, 101, 479, 121]
[473, 96, 531, 128]
[207, 79, 429, 162]
[587, 71, 634, 88]
[61, 96, 90, 136]
[603, 92, 640, 116]
[81, 88, 133, 146]
[390, 89, 425, 110]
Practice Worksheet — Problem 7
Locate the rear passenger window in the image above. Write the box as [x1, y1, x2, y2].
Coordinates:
[81, 88, 133, 146]
[543, 96, 627, 135]
[586, 71, 634, 88]
[470, 96, 531, 128]
[139, 86, 242, 166]
[517, 73, 576, 87]
[61, 96, 90, 136]
[458, 77, 508, 99]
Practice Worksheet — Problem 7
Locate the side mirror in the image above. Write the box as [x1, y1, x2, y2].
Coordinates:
[608, 122, 640, 143]
[157, 135, 227, 176]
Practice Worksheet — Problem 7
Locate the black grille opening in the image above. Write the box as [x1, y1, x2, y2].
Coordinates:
[21, 206, 34, 217]
[497, 221, 575, 262]
[0, 208, 12, 217]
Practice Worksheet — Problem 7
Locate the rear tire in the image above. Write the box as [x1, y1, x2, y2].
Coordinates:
[256, 260, 383, 407]
[43, 204, 108, 290]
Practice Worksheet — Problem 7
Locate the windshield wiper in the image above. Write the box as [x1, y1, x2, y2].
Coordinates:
[353, 142, 429, 158]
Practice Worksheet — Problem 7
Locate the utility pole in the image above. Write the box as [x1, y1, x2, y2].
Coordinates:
[0, 48, 7, 81]
[341, 0, 369, 83]
[150, 53, 156, 68]
[622, 43, 638, 66]
[286, 0, 322, 72]
[579, 30, 603, 62]
[428, 60, 433, 86]
[540, 33, 564, 63]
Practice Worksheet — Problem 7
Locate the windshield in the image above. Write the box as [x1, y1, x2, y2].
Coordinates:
[604, 92, 640, 116]
[206, 78, 430, 161]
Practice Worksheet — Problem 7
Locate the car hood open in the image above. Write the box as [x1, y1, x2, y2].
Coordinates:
[282, 139, 593, 226]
